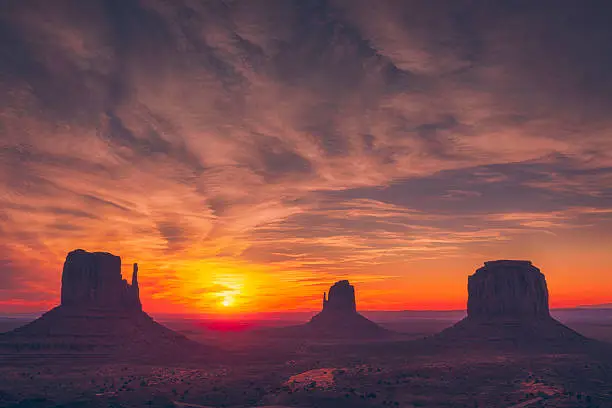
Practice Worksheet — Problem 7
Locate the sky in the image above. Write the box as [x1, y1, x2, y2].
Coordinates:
[1, 0, 612, 315]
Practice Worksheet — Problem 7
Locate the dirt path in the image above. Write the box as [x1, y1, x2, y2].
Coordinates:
[507, 397, 543, 408]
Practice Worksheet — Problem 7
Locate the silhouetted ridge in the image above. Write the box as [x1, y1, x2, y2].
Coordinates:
[434, 260, 589, 350]
[0, 249, 201, 360]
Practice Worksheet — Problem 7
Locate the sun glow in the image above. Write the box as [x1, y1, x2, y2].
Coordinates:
[209, 273, 246, 311]
[221, 295, 235, 308]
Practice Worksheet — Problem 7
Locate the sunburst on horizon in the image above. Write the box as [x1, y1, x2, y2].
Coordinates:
[221, 295, 235, 308]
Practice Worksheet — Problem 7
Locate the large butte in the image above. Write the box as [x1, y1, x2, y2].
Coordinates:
[0, 249, 202, 361]
[434, 260, 589, 349]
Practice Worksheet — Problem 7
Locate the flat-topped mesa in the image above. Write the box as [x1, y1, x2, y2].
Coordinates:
[60, 249, 141, 311]
[322, 280, 357, 314]
[433, 259, 590, 349]
[467, 260, 550, 320]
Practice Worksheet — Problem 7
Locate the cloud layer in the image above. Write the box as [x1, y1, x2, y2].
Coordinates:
[1, 0, 612, 313]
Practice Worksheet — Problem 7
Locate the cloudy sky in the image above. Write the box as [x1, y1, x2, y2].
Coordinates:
[2, 0, 612, 314]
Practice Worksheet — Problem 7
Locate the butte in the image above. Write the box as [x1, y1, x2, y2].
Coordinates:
[278, 280, 389, 339]
[0, 249, 202, 361]
[433, 260, 590, 350]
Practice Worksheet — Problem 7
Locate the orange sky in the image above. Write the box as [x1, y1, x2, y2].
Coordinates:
[1, 231, 611, 315]
[1, 1, 612, 315]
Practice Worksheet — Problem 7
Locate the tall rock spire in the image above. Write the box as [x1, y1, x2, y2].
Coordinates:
[132, 263, 139, 287]
[132, 263, 141, 310]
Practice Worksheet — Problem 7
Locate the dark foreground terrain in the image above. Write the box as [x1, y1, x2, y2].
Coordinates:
[2, 311, 612, 408]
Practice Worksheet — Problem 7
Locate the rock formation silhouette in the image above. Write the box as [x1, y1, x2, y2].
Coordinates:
[0, 249, 200, 360]
[321, 280, 357, 314]
[467, 260, 550, 319]
[61, 249, 141, 310]
[435, 260, 588, 349]
[280, 280, 388, 339]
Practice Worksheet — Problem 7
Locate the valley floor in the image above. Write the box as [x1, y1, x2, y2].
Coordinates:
[2, 313, 612, 407]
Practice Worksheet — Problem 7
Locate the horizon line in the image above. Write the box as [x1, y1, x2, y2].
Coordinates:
[2, 304, 612, 320]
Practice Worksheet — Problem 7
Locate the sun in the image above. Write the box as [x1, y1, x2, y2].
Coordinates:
[211, 274, 244, 310]
[221, 295, 234, 308]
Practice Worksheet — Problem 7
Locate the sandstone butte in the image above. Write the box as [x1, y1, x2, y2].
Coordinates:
[435, 260, 589, 349]
[0, 249, 201, 360]
[303, 280, 389, 338]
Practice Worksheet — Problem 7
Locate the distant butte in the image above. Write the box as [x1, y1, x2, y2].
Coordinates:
[281, 280, 389, 339]
[320, 280, 357, 314]
[434, 260, 589, 349]
[0, 249, 202, 360]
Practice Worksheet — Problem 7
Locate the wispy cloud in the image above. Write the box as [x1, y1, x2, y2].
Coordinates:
[1, 1, 612, 312]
